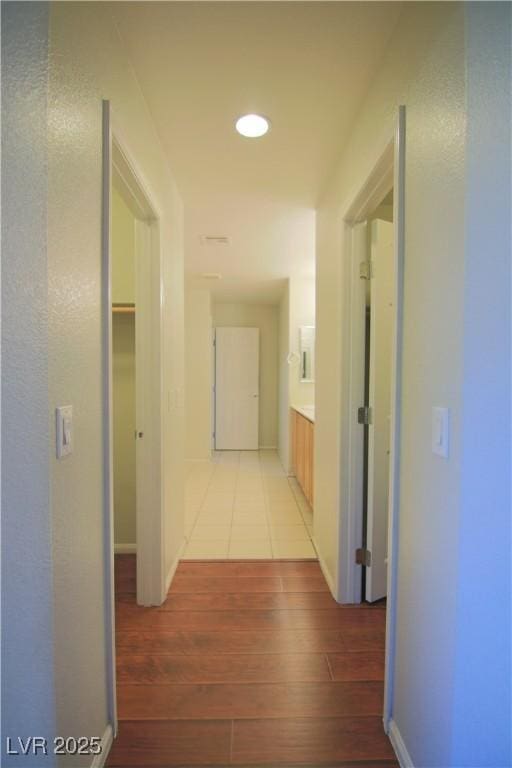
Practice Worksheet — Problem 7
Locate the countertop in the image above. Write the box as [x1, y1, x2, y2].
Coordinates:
[291, 404, 315, 423]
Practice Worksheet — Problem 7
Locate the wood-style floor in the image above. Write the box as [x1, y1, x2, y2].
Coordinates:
[108, 555, 398, 767]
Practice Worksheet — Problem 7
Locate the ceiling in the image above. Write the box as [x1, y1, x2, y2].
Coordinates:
[112, 2, 403, 303]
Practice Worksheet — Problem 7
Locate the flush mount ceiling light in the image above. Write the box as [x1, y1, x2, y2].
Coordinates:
[235, 113, 270, 138]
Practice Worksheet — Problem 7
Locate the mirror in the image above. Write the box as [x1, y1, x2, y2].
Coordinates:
[299, 326, 315, 382]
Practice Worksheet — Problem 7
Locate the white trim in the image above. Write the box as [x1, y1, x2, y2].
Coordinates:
[101, 99, 117, 735]
[259, 445, 278, 450]
[110, 131, 165, 609]
[114, 543, 136, 554]
[383, 105, 406, 730]
[90, 723, 114, 768]
[388, 719, 414, 768]
[165, 536, 187, 594]
[313, 536, 337, 600]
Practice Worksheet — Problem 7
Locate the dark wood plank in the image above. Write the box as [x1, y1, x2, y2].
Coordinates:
[281, 576, 330, 592]
[115, 607, 386, 632]
[170, 576, 283, 594]
[116, 628, 347, 655]
[115, 574, 136, 595]
[159, 590, 338, 611]
[106, 720, 231, 766]
[117, 653, 331, 684]
[232, 716, 398, 765]
[115, 554, 136, 573]
[327, 652, 385, 681]
[176, 560, 323, 578]
[339, 628, 386, 652]
[117, 681, 384, 720]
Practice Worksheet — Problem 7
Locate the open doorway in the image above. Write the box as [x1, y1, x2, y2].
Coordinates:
[340, 107, 405, 734]
[112, 183, 137, 561]
[358, 199, 395, 603]
[102, 100, 166, 732]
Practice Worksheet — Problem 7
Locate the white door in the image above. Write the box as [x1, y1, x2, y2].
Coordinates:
[366, 219, 395, 602]
[215, 327, 259, 450]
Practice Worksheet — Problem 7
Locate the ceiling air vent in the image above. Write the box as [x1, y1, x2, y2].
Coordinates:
[200, 235, 231, 247]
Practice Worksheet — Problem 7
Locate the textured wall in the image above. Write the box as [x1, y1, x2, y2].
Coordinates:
[451, 4, 511, 764]
[46, 2, 185, 759]
[1, 4, 57, 763]
[315, 1, 511, 764]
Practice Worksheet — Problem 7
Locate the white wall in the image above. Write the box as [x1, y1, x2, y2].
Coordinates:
[451, 4, 511, 763]
[2, 4, 57, 763]
[213, 302, 279, 449]
[288, 276, 316, 408]
[277, 277, 315, 473]
[2, 2, 185, 760]
[185, 287, 212, 460]
[278, 283, 290, 471]
[315, 2, 511, 765]
[111, 184, 135, 304]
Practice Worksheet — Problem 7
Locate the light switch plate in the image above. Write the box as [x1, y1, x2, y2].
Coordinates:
[56, 405, 73, 459]
[432, 406, 449, 458]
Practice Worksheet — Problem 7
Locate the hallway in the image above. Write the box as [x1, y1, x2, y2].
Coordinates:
[109, 555, 396, 766]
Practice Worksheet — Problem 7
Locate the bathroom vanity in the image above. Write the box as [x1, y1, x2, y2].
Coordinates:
[291, 405, 315, 507]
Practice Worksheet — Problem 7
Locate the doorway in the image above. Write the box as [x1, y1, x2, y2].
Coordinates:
[339, 106, 406, 733]
[112, 183, 137, 562]
[102, 101, 166, 732]
[358, 212, 395, 603]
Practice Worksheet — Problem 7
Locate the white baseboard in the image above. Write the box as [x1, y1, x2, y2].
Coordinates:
[388, 719, 414, 768]
[90, 723, 113, 768]
[312, 536, 337, 599]
[164, 537, 187, 595]
[259, 445, 278, 450]
[114, 542, 136, 554]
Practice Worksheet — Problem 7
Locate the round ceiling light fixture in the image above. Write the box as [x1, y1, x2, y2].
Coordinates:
[235, 113, 270, 138]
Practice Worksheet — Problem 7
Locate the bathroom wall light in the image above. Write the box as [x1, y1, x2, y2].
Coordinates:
[235, 114, 270, 138]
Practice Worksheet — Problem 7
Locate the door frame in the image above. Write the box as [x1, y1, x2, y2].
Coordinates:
[337, 106, 406, 732]
[102, 100, 165, 732]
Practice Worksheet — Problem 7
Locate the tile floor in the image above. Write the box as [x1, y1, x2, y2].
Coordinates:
[183, 450, 316, 560]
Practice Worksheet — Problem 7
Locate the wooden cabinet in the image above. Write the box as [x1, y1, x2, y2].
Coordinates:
[291, 409, 314, 507]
